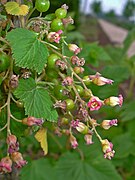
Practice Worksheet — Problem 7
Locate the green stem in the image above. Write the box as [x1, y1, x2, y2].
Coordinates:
[26, 7, 36, 22]
[7, 92, 11, 135]
[10, 114, 22, 123]
[0, 123, 7, 132]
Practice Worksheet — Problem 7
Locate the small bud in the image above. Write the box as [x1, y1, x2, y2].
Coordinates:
[47, 30, 63, 43]
[104, 94, 123, 107]
[62, 16, 74, 26]
[69, 134, 78, 149]
[68, 44, 82, 55]
[84, 134, 93, 145]
[55, 60, 67, 70]
[89, 72, 114, 86]
[101, 139, 115, 160]
[61, 4, 69, 10]
[6, 134, 19, 154]
[101, 119, 118, 130]
[9, 75, 19, 89]
[0, 157, 12, 174]
[87, 96, 103, 111]
[62, 76, 73, 86]
[73, 67, 84, 74]
[11, 152, 27, 168]
[71, 120, 89, 134]
[22, 117, 44, 126]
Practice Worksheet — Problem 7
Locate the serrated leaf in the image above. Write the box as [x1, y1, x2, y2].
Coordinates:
[5, 2, 29, 16]
[19, 5, 29, 16]
[6, 28, 49, 73]
[56, 152, 122, 180]
[20, 158, 56, 180]
[35, 128, 48, 155]
[14, 78, 58, 122]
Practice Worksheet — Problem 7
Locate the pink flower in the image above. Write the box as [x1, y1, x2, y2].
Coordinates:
[87, 96, 103, 111]
[101, 139, 115, 160]
[0, 157, 12, 174]
[11, 152, 27, 169]
[22, 117, 44, 126]
[6, 134, 19, 154]
[84, 134, 93, 145]
[104, 94, 123, 107]
[69, 135, 78, 149]
[68, 44, 82, 55]
[89, 72, 114, 86]
[101, 119, 118, 130]
[47, 30, 63, 43]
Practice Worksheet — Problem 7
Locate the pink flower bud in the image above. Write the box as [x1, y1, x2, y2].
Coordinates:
[69, 135, 78, 149]
[22, 117, 44, 126]
[101, 139, 115, 160]
[6, 134, 17, 145]
[68, 44, 82, 55]
[89, 72, 114, 86]
[87, 96, 103, 111]
[73, 67, 84, 74]
[101, 119, 118, 130]
[6, 134, 19, 154]
[104, 94, 123, 107]
[71, 120, 89, 134]
[11, 152, 27, 169]
[62, 76, 73, 86]
[47, 30, 63, 43]
[84, 134, 93, 145]
[0, 157, 12, 174]
[62, 16, 74, 26]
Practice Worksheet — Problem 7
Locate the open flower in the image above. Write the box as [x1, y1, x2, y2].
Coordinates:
[101, 119, 118, 130]
[0, 157, 12, 174]
[104, 94, 123, 107]
[101, 139, 115, 160]
[47, 30, 63, 43]
[11, 152, 27, 169]
[89, 72, 114, 86]
[88, 96, 103, 111]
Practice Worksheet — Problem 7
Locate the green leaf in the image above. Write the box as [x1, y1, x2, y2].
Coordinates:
[120, 101, 135, 121]
[113, 133, 135, 158]
[56, 152, 122, 180]
[14, 78, 58, 122]
[6, 28, 49, 73]
[20, 158, 56, 180]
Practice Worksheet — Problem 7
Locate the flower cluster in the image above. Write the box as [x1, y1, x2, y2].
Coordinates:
[0, 134, 27, 174]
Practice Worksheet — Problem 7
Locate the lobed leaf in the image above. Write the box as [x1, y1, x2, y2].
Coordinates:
[6, 28, 49, 73]
[5, 2, 29, 16]
[14, 78, 58, 122]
